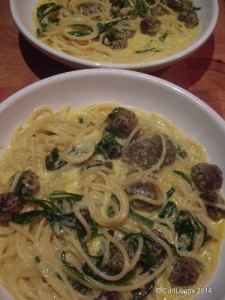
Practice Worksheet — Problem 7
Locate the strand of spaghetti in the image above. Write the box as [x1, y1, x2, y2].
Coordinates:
[83, 259, 168, 292]
[154, 218, 176, 240]
[8, 261, 38, 300]
[84, 184, 129, 227]
[37, 261, 76, 300]
[101, 227, 144, 275]
[65, 231, 141, 282]
[195, 213, 220, 240]
[141, 224, 174, 268]
[73, 206, 92, 242]
[113, 166, 144, 187]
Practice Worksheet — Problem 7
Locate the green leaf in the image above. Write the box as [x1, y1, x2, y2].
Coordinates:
[49, 191, 83, 209]
[159, 30, 170, 42]
[132, 280, 155, 300]
[68, 24, 93, 36]
[173, 170, 194, 190]
[166, 187, 175, 199]
[129, 209, 154, 228]
[175, 210, 202, 251]
[61, 251, 89, 284]
[97, 20, 122, 34]
[45, 147, 67, 171]
[36, 2, 62, 32]
[159, 201, 177, 219]
[13, 210, 43, 224]
[95, 133, 123, 159]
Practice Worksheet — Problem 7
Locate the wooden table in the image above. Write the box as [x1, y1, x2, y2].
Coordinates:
[1, 0, 225, 118]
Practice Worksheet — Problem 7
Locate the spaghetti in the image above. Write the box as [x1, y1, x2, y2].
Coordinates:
[34, 0, 200, 64]
[0, 103, 225, 300]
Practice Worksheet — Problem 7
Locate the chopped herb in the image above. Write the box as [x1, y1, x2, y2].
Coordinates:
[97, 19, 126, 34]
[36, 3, 62, 32]
[175, 210, 202, 251]
[173, 170, 194, 190]
[45, 147, 67, 171]
[68, 24, 93, 36]
[159, 30, 170, 42]
[132, 280, 155, 300]
[159, 201, 177, 219]
[129, 209, 154, 228]
[166, 187, 175, 199]
[49, 191, 83, 201]
[61, 251, 90, 286]
[35, 256, 41, 263]
[13, 210, 43, 224]
[95, 133, 123, 159]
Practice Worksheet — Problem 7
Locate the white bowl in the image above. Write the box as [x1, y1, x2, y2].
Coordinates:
[10, 0, 218, 71]
[0, 69, 225, 299]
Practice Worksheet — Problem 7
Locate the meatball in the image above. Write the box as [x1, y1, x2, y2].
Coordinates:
[169, 257, 203, 287]
[166, 0, 188, 12]
[140, 15, 161, 35]
[102, 29, 135, 50]
[178, 9, 199, 28]
[10, 170, 40, 196]
[146, 237, 165, 257]
[0, 192, 24, 223]
[127, 181, 160, 210]
[191, 163, 223, 192]
[200, 190, 225, 221]
[123, 135, 176, 170]
[78, 3, 102, 15]
[101, 243, 124, 273]
[106, 107, 138, 138]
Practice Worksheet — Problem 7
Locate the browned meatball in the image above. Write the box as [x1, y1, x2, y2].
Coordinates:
[127, 181, 160, 210]
[200, 190, 225, 221]
[78, 3, 102, 15]
[106, 107, 138, 138]
[0, 192, 24, 223]
[10, 170, 40, 196]
[123, 135, 176, 170]
[178, 10, 199, 28]
[101, 243, 124, 273]
[191, 163, 223, 191]
[169, 257, 203, 286]
[140, 15, 161, 35]
[102, 29, 135, 50]
[166, 0, 188, 12]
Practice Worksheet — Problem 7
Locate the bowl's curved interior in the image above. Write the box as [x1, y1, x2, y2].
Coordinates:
[9, 0, 218, 70]
[0, 69, 225, 299]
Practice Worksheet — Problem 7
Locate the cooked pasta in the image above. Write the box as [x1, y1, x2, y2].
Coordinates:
[34, 0, 200, 63]
[0, 103, 225, 300]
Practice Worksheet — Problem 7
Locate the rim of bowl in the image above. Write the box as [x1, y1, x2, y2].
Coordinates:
[1, 68, 225, 300]
[0, 68, 224, 127]
[9, 0, 219, 70]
